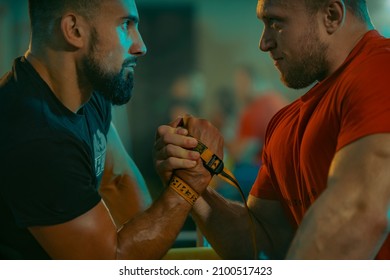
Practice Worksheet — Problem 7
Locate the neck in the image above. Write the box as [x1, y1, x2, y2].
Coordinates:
[25, 46, 92, 113]
[324, 16, 373, 80]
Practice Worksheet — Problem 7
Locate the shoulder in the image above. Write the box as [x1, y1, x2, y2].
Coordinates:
[334, 34, 390, 149]
[340, 44, 390, 102]
[329, 32, 390, 109]
[344, 31, 390, 82]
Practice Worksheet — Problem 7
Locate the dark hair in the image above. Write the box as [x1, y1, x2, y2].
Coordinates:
[304, 0, 370, 22]
[28, 0, 101, 39]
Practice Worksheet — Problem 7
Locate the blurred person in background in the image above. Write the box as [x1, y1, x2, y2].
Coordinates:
[223, 65, 288, 200]
[167, 73, 202, 122]
[209, 65, 288, 201]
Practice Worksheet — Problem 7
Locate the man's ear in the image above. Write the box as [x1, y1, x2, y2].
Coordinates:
[322, 0, 345, 34]
[60, 13, 87, 49]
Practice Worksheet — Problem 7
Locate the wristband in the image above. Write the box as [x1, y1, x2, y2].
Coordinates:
[169, 175, 199, 206]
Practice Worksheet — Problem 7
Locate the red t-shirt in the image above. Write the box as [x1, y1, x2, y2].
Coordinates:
[250, 30, 390, 259]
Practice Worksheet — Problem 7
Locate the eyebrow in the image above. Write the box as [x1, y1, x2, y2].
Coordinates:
[257, 5, 286, 22]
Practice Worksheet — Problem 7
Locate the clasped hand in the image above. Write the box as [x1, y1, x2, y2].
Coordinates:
[154, 115, 224, 195]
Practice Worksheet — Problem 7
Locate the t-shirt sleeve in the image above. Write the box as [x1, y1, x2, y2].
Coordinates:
[249, 165, 279, 200]
[1, 136, 101, 228]
[248, 107, 287, 200]
[337, 54, 390, 151]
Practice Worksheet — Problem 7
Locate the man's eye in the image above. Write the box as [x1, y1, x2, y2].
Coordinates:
[269, 19, 281, 30]
[122, 21, 129, 29]
[122, 20, 132, 30]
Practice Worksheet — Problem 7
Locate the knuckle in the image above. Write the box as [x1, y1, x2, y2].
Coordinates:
[157, 125, 167, 136]
[166, 144, 175, 156]
[162, 132, 172, 143]
[201, 118, 211, 126]
[167, 157, 176, 166]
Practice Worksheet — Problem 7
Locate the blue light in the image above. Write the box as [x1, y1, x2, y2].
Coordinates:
[387, 207, 390, 231]
[258, 251, 269, 260]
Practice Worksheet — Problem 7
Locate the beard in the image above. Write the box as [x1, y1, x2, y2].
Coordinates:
[82, 29, 135, 105]
[279, 24, 329, 89]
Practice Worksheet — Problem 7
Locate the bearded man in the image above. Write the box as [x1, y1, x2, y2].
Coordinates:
[0, 0, 207, 260]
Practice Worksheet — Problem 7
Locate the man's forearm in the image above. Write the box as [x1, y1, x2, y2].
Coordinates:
[116, 188, 192, 259]
[286, 188, 388, 259]
[191, 188, 258, 259]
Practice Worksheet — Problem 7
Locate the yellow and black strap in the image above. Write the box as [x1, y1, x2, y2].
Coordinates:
[169, 174, 199, 206]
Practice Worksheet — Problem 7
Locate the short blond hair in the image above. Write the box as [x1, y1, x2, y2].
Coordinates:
[304, 0, 370, 22]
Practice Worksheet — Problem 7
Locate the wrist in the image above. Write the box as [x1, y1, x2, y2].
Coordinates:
[168, 174, 199, 206]
[174, 159, 212, 194]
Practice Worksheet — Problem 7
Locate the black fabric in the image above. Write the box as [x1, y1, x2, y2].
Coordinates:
[0, 57, 112, 259]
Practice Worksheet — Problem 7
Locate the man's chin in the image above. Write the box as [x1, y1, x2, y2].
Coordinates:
[281, 74, 315, 90]
[96, 89, 132, 105]
[112, 95, 132, 106]
[110, 91, 132, 106]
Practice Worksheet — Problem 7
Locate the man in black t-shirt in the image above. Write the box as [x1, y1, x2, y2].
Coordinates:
[0, 0, 210, 259]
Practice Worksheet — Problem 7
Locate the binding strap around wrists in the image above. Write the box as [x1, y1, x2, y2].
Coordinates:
[169, 174, 199, 206]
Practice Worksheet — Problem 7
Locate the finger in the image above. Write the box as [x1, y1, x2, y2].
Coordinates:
[156, 157, 198, 174]
[155, 128, 198, 151]
[156, 125, 176, 139]
[168, 116, 184, 128]
[156, 125, 190, 139]
[176, 127, 190, 136]
[155, 143, 200, 162]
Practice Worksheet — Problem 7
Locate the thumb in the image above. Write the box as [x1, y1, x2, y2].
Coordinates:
[169, 116, 184, 128]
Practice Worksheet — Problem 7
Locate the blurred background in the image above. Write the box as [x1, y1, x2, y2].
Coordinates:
[1, 0, 389, 247]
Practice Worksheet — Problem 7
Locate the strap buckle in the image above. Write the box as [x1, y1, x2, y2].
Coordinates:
[193, 142, 224, 175]
[204, 154, 224, 175]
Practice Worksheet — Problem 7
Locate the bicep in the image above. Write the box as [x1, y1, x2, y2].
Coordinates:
[28, 201, 118, 259]
[103, 123, 148, 192]
[328, 134, 390, 222]
[288, 134, 390, 259]
[100, 123, 151, 226]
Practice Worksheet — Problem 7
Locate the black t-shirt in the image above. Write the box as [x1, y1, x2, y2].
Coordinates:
[0, 57, 112, 259]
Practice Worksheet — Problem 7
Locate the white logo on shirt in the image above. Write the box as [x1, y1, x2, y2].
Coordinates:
[93, 129, 106, 177]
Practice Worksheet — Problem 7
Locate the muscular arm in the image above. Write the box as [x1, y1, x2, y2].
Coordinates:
[99, 123, 152, 227]
[28, 123, 207, 259]
[29, 191, 193, 259]
[192, 190, 294, 259]
[287, 134, 390, 259]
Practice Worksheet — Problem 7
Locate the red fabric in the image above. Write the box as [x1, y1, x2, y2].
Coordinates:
[250, 30, 390, 259]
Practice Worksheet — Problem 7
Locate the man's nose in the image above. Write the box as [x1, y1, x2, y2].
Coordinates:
[129, 30, 147, 57]
[259, 28, 276, 52]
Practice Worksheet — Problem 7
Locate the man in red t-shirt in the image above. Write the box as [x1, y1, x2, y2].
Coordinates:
[154, 0, 390, 259]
